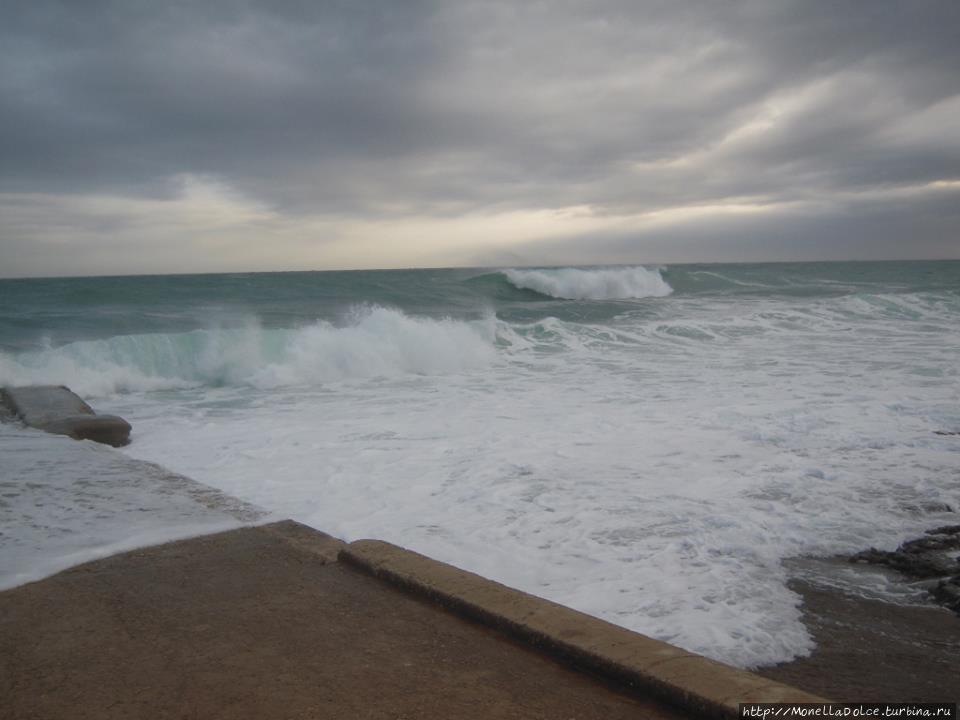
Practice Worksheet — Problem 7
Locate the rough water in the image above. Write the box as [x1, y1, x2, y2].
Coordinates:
[2, 261, 958, 668]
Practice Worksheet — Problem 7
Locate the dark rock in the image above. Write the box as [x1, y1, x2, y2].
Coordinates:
[933, 430, 960, 436]
[851, 526, 960, 615]
[850, 547, 957, 578]
[930, 576, 960, 615]
[925, 524, 960, 536]
[902, 501, 955, 514]
[901, 534, 960, 554]
[850, 548, 893, 565]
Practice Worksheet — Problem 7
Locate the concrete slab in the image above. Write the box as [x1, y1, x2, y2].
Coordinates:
[1, 385, 131, 446]
[1, 384, 96, 426]
[0, 522, 689, 720]
[341, 539, 829, 718]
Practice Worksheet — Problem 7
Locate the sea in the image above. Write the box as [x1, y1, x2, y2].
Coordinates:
[1, 261, 958, 668]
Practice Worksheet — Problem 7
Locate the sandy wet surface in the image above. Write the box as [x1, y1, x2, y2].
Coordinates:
[757, 578, 960, 703]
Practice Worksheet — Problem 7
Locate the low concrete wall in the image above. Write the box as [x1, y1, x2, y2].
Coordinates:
[0, 385, 131, 447]
[342, 539, 829, 719]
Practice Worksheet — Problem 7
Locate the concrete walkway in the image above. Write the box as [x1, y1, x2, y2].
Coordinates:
[1, 521, 823, 719]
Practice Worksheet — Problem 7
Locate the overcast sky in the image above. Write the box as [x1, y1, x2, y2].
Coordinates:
[2, 1, 958, 277]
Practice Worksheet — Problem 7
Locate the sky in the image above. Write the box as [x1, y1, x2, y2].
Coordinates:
[2, 0, 959, 278]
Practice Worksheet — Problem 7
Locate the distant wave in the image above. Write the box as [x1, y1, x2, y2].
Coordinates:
[0, 307, 497, 396]
[502, 266, 673, 300]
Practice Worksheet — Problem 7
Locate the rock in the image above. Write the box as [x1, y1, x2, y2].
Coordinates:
[850, 526, 960, 615]
[850, 547, 957, 578]
[930, 576, 960, 615]
[925, 524, 960, 537]
[902, 501, 955, 514]
[901, 534, 960, 554]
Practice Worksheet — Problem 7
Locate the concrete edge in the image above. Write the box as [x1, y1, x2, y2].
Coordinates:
[260, 520, 345, 564]
[340, 539, 830, 719]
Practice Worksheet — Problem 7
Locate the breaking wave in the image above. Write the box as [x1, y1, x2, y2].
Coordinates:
[0, 307, 498, 396]
[502, 266, 673, 300]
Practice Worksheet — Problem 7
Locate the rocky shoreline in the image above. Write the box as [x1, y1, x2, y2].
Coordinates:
[757, 577, 960, 703]
[758, 521, 960, 702]
[850, 524, 960, 616]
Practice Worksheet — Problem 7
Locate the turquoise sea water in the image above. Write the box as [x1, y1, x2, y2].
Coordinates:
[1, 261, 958, 668]
[2, 261, 958, 347]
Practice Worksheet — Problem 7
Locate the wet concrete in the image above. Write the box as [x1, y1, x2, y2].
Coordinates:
[0, 522, 688, 720]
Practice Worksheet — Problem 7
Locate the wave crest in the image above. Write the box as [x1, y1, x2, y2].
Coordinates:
[0, 307, 497, 396]
[503, 266, 673, 300]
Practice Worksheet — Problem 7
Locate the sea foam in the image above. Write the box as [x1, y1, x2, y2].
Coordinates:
[100, 286, 959, 669]
[0, 306, 497, 395]
[0, 423, 268, 591]
[4, 263, 959, 671]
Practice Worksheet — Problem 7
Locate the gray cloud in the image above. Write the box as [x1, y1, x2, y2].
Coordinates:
[1, 0, 958, 274]
[489, 190, 960, 269]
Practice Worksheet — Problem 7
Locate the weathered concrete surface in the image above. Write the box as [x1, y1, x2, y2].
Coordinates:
[38, 413, 132, 447]
[0, 522, 687, 720]
[341, 540, 829, 718]
[0, 385, 131, 446]
[1, 384, 96, 425]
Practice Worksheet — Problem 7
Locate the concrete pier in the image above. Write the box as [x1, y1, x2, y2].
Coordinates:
[0, 384, 131, 446]
[0, 384, 831, 717]
[0, 522, 826, 719]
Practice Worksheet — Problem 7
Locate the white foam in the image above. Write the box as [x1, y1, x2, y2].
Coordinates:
[97, 291, 960, 669]
[249, 306, 497, 387]
[0, 307, 497, 395]
[504, 266, 673, 300]
[0, 423, 269, 591]
[7, 289, 959, 670]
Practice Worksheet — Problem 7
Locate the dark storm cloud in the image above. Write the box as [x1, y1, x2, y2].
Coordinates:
[1, 1, 451, 202]
[1, 0, 958, 271]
